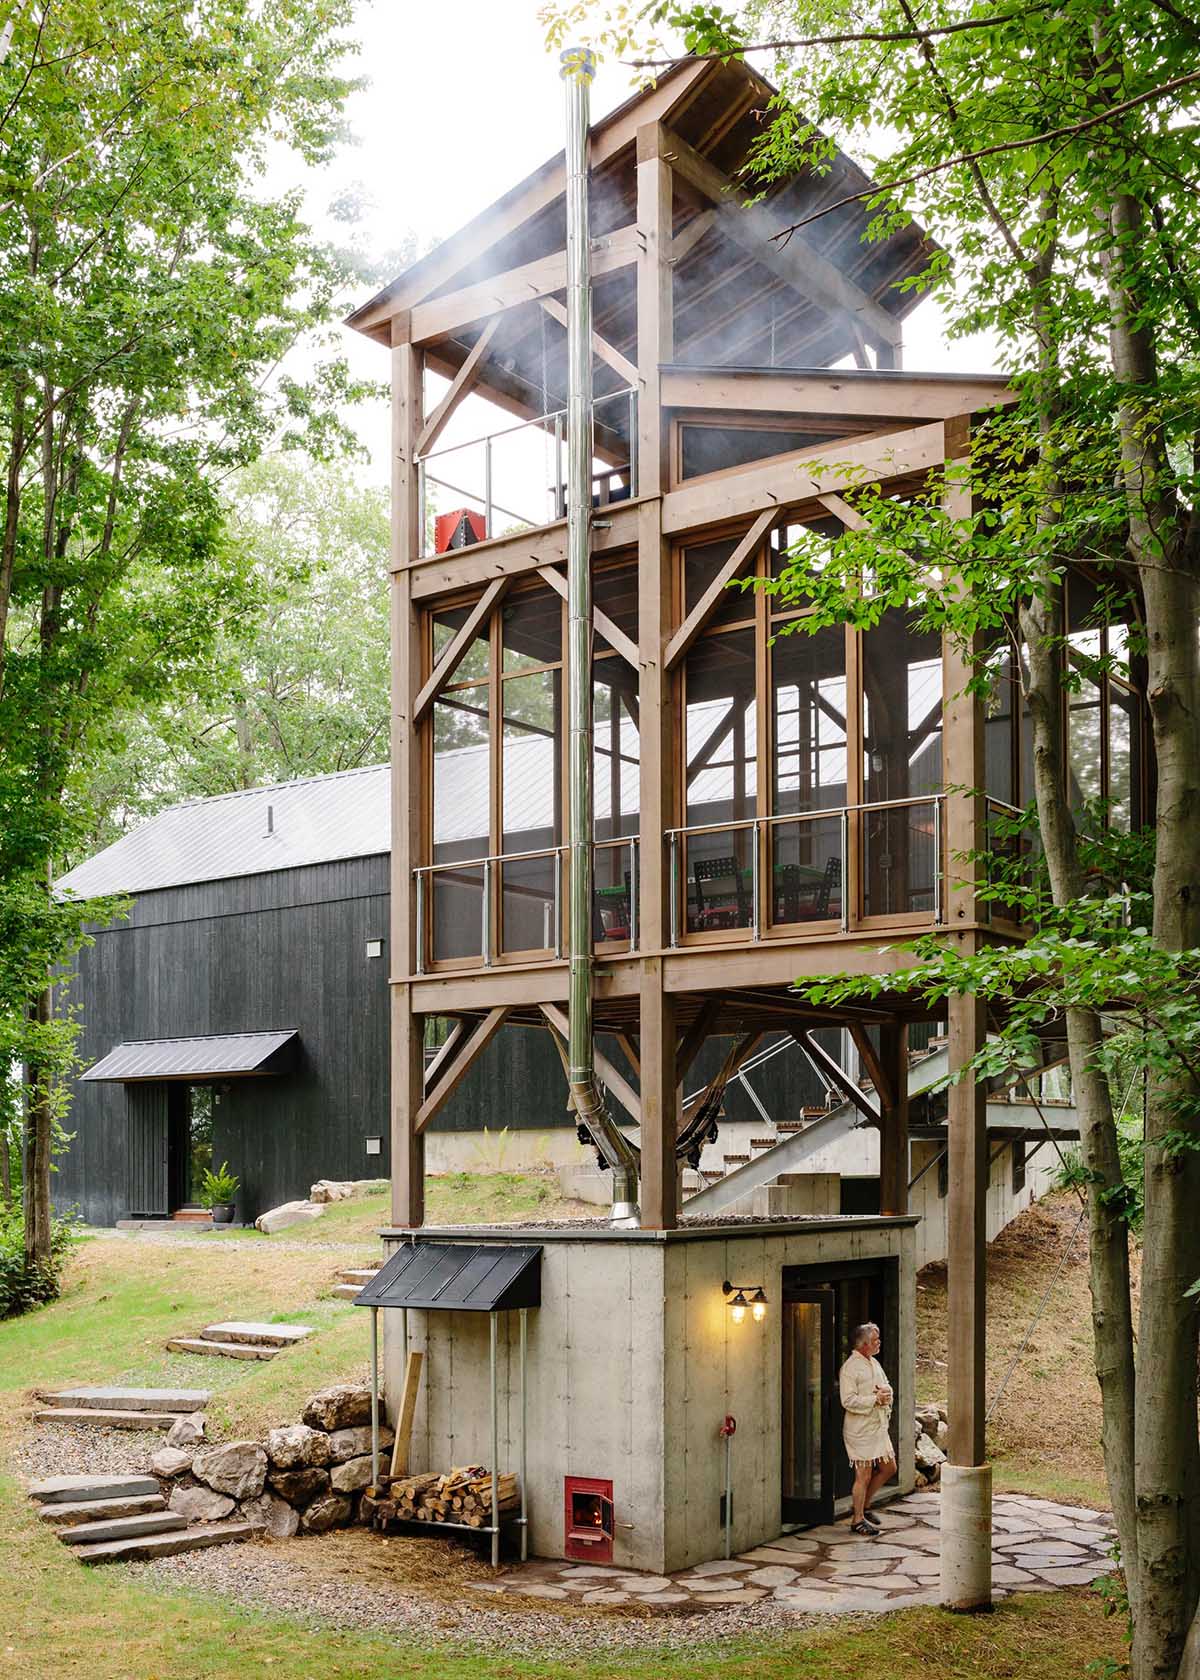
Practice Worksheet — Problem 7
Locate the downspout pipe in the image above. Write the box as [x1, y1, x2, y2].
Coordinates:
[560, 46, 640, 1226]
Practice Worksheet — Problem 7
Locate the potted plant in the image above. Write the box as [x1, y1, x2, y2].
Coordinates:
[200, 1162, 240, 1225]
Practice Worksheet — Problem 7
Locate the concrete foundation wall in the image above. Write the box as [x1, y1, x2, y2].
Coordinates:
[908, 1139, 1059, 1271]
[381, 1219, 916, 1574]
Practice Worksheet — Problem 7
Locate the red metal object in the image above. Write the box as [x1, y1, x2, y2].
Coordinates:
[564, 1475, 614, 1563]
[719, 1414, 737, 1438]
[434, 508, 487, 553]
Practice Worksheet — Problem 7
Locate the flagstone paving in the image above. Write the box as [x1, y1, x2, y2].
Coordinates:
[475, 1491, 1115, 1615]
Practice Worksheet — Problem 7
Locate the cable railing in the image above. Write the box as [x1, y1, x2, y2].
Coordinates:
[665, 795, 945, 945]
[413, 836, 639, 972]
[417, 388, 637, 558]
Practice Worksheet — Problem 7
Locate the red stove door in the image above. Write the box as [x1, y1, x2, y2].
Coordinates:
[564, 1476, 614, 1563]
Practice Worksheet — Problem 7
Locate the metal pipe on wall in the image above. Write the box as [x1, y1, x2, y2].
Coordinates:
[560, 45, 640, 1225]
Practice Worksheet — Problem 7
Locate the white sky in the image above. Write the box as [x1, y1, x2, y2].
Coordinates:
[285, 0, 1001, 478]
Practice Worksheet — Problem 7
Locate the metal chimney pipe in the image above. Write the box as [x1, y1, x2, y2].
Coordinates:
[560, 46, 640, 1225]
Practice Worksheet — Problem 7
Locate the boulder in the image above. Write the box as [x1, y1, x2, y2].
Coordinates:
[151, 1446, 193, 1479]
[192, 1440, 268, 1502]
[330, 1455, 374, 1494]
[302, 1384, 373, 1432]
[326, 1424, 394, 1465]
[165, 1412, 206, 1450]
[915, 1430, 947, 1473]
[255, 1200, 324, 1235]
[242, 1491, 301, 1539]
[300, 1492, 353, 1534]
[169, 1483, 235, 1522]
[936, 1419, 949, 1450]
[915, 1406, 942, 1438]
[267, 1466, 330, 1505]
[266, 1423, 332, 1470]
[309, 1179, 355, 1204]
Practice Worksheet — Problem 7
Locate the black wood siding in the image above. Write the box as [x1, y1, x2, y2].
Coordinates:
[55, 852, 827, 1226]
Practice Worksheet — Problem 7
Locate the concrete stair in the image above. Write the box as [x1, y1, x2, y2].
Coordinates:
[332, 1266, 378, 1301]
[35, 1387, 210, 1431]
[166, 1321, 313, 1361]
[27, 1475, 254, 1566]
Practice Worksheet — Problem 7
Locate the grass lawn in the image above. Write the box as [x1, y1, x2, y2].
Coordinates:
[0, 1177, 1127, 1678]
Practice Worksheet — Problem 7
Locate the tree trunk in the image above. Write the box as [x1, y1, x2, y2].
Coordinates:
[1098, 186, 1200, 1680]
[22, 980, 53, 1266]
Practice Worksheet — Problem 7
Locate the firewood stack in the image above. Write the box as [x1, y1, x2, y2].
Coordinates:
[371, 1466, 520, 1530]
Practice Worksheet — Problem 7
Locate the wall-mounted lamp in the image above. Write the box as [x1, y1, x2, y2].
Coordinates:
[723, 1280, 768, 1325]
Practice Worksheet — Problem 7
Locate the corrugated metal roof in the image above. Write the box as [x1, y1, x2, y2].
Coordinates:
[355, 1241, 542, 1312]
[81, 1030, 298, 1082]
[56, 764, 391, 898]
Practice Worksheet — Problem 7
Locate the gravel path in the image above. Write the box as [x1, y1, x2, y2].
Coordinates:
[10, 1420, 161, 1483]
[125, 1540, 854, 1657]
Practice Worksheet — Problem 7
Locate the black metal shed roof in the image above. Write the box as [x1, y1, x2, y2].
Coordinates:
[81, 1030, 298, 1082]
[354, 1242, 541, 1312]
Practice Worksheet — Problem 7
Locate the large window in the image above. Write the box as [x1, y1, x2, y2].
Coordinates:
[426, 562, 639, 963]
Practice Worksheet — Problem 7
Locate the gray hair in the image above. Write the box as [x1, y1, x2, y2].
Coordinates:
[852, 1322, 880, 1349]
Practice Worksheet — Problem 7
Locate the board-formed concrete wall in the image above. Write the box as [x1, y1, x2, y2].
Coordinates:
[381, 1218, 916, 1574]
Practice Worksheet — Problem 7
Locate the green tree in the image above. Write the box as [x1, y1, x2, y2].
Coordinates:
[79, 454, 392, 845]
[0, 0, 373, 1273]
[543, 4, 1200, 1673]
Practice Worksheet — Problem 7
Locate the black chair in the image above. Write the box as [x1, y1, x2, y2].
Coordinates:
[691, 855, 751, 931]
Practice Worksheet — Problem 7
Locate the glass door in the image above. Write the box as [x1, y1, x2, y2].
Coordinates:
[781, 1286, 835, 1526]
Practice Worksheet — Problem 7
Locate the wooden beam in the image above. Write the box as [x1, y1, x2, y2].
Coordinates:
[389, 1350, 423, 1480]
[660, 367, 1015, 420]
[539, 297, 637, 389]
[411, 226, 639, 345]
[877, 1022, 909, 1217]
[791, 1029, 880, 1123]
[408, 498, 641, 599]
[415, 1008, 509, 1132]
[655, 123, 901, 348]
[536, 565, 639, 669]
[670, 208, 717, 267]
[422, 1020, 466, 1093]
[413, 576, 508, 723]
[636, 126, 674, 497]
[639, 958, 678, 1228]
[664, 508, 774, 670]
[613, 1032, 641, 1078]
[675, 997, 720, 1090]
[415, 319, 500, 458]
[662, 422, 945, 534]
[817, 491, 872, 532]
[947, 991, 987, 1465]
[540, 1002, 642, 1124]
[850, 1023, 896, 1111]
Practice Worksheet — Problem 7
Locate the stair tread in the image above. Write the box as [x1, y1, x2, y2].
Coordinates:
[38, 1494, 166, 1526]
[331, 1284, 362, 1299]
[166, 1338, 278, 1360]
[200, 1321, 312, 1346]
[29, 1474, 159, 1503]
[72, 1519, 256, 1564]
[61, 1510, 187, 1543]
[42, 1387, 209, 1411]
[34, 1407, 185, 1429]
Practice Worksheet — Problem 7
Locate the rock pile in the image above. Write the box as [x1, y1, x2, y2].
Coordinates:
[148, 1384, 393, 1540]
[913, 1403, 948, 1487]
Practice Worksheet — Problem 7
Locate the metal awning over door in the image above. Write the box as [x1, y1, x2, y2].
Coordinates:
[82, 1031, 297, 1082]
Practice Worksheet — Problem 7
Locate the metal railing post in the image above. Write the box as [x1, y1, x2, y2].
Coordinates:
[934, 795, 944, 925]
[628, 837, 638, 951]
[840, 806, 851, 932]
[751, 818, 761, 939]
[484, 435, 493, 537]
[554, 411, 563, 519]
[553, 849, 562, 958]
[417, 459, 427, 557]
[482, 858, 493, 965]
[628, 389, 638, 498]
[668, 831, 679, 947]
[415, 870, 426, 975]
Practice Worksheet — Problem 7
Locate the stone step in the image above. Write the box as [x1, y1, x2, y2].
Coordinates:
[40, 1387, 210, 1413]
[60, 1510, 187, 1545]
[72, 1518, 257, 1565]
[200, 1321, 313, 1348]
[166, 1337, 278, 1361]
[331, 1283, 362, 1300]
[336, 1269, 378, 1285]
[34, 1407, 185, 1430]
[37, 1493, 167, 1527]
[29, 1474, 160, 1505]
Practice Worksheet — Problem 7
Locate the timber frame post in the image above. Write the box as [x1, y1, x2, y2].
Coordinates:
[390, 313, 426, 1227]
[636, 123, 679, 1228]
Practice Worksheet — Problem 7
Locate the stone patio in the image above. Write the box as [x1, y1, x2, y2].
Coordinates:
[471, 1491, 1114, 1614]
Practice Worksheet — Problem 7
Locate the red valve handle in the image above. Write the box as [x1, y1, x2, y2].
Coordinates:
[719, 1414, 737, 1437]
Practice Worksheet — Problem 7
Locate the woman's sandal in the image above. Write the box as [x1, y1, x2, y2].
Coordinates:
[850, 1520, 876, 1537]
[862, 1512, 882, 1531]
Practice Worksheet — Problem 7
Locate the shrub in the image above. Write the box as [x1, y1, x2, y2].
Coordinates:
[0, 1211, 77, 1319]
[199, 1161, 239, 1206]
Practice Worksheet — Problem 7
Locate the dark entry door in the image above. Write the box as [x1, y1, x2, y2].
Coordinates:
[781, 1286, 835, 1526]
[126, 1083, 169, 1217]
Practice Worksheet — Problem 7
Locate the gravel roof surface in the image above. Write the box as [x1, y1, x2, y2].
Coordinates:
[124, 1539, 856, 1656]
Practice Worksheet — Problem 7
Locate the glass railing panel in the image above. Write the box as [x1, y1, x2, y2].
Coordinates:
[500, 852, 558, 955]
[430, 864, 485, 964]
[861, 799, 940, 918]
[683, 823, 755, 935]
[594, 839, 638, 947]
[768, 813, 843, 926]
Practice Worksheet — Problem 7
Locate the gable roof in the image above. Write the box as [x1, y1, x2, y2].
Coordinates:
[55, 764, 391, 899]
